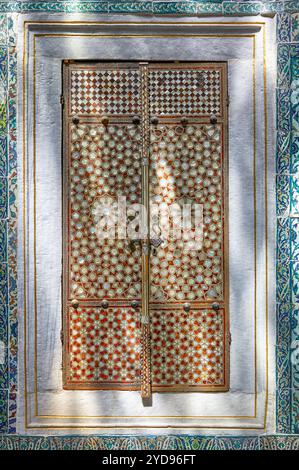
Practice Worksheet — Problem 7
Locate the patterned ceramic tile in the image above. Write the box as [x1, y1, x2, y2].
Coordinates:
[277, 217, 290, 261]
[277, 14, 291, 47]
[0, 389, 8, 432]
[0, 434, 262, 450]
[0, 177, 7, 219]
[290, 217, 299, 260]
[277, 44, 291, 90]
[21, 2, 109, 13]
[277, 175, 290, 217]
[0, 219, 6, 263]
[291, 261, 299, 303]
[0, 135, 7, 178]
[263, 2, 285, 14]
[0, 16, 6, 46]
[175, 436, 260, 450]
[108, 2, 153, 14]
[153, 2, 198, 15]
[0, 304, 7, 347]
[290, 174, 299, 216]
[196, 4, 223, 14]
[277, 259, 291, 303]
[284, 1, 299, 14]
[223, 1, 262, 15]
[260, 435, 299, 450]
[291, 13, 299, 42]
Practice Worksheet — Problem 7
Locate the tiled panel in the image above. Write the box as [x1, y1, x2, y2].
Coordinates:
[0, 0, 296, 440]
[66, 306, 141, 386]
[149, 123, 224, 302]
[151, 308, 225, 388]
[149, 67, 222, 117]
[69, 122, 142, 301]
[70, 68, 141, 116]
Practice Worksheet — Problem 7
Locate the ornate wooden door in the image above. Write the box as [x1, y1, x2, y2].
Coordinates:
[62, 61, 229, 397]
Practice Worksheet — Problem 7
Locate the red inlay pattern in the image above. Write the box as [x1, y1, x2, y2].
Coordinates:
[68, 307, 141, 384]
[150, 124, 224, 302]
[151, 309, 225, 386]
[69, 123, 142, 300]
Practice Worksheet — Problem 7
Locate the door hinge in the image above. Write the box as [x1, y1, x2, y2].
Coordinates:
[60, 329, 64, 344]
[60, 94, 65, 107]
[226, 95, 230, 107]
[229, 332, 232, 345]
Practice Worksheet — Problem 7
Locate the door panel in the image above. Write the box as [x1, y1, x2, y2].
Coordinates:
[64, 64, 143, 389]
[151, 307, 225, 389]
[149, 123, 224, 303]
[63, 61, 228, 393]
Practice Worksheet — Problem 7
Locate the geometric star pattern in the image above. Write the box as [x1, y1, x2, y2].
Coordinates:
[151, 308, 225, 387]
[68, 307, 141, 384]
[150, 124, 224, 302]
[67, 306, 225, 387]
[69, 122, 142, 300]
[64, 62, 227, 391]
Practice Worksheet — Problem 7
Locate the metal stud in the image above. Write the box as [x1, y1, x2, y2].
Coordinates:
[181, 117, 188, 126]
[150, 116, 159, 126]
[131, 300, 139, 310]
[132, 115, 141, 125]
[212, 302, 220, 311]
[72, 116, 79, 125]
[101, 115, 109, 126]
[210, 114, 217, 124]
[183, 303, 190, 312]
[101, 299, 109, 309]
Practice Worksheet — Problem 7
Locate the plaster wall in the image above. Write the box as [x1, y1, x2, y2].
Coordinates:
[17, 15, 276, 435]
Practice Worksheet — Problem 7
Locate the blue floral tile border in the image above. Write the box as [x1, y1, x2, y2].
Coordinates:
[0, 434, 298, 450]
[0, 0, 298, 444]
[0, 1, 295, 16]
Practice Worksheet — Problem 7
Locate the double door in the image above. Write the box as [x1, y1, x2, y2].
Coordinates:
[62, 61, 229, 397]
